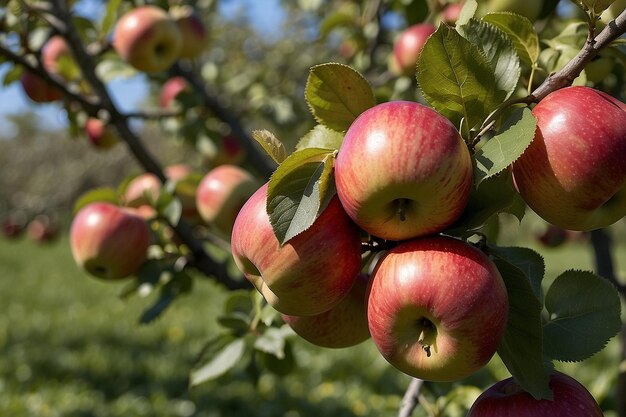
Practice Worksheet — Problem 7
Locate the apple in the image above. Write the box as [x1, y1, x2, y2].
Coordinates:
[281, 273, 371, 349]
[85, 118, 119, 150]
[392, 23, 436, 76]
[41, 35, 76, 79]
[112, 5, 182, 73]
[366, 236, 508, 382]
[1, 212, 27, 239]
[70, 202, 151, 280]
[334, 100, 473, 241]
[170, 5, 208, 59]
[123, 173, 162, 208]
[206, 134, 247, 167]
[26, 214, 58, 244]
[159, 76, 190, 108]
[196, 164, 259, 238]
[231, 183, 362, 316]
[512, 86, 626, 231]
[165, 164, 202, 223]
[20, 71, 62, 103]
[536, 224, 568, 248]
[486, 0, 543, 21]
[467, 371, 603, 416]
[441, 2, 464, 24]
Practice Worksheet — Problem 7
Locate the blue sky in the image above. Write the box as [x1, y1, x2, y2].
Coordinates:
[0, 0, 284, 137]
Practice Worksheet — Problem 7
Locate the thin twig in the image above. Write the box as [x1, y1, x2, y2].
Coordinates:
[399, 378, 425, 417]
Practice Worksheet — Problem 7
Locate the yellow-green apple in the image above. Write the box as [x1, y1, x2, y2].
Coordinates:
[392, 23, 436, 76]
[366, 236, 508, 382]
[85, 118, 119, 150]
[281, 273, 370, 349]
[20, 71, 62, 103]
[170, 5, 208, 59]
[70, 202, 151, 279]
[334, 101, 473, 241]
[231, 183, 362, 316]
[26, 214, 58, 244]
[113, 6, 182, 73]
[196, 164, 259, 238]
[41, 35, 76, 80]
[159, 76, 190, 108]
[467, 371, 603, 416]
[512, 86, 626, 231]
[486, 0, 543, 20]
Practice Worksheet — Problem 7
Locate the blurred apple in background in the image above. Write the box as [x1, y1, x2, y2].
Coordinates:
[41, 35, 77, 79]
[170, 5, 208, 59]
[159, 76, 191, 108]
[20, 71, 63, 103]
[26, 214, 58, 244]
[392, 23, 436, 76]
[85, 118, 119, 150]
[113, 5, 182, 73]
[1, 212, 27, 239]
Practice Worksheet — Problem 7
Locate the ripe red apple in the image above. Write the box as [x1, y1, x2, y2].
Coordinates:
[392, 23, 436, 76]
[231, 183, 362, 316]
[85, 118, 119, 150]
[334, 101, 473, 241]
[170, 5, 207, 59]
[70, 202, 151, 280]
[123, 173, 162, 208]
[159, 76, 190, 108]
[281, 273, 371, 349]
[41, 35, 75, 79]
[196, 165, 259, 239]
[512, 86, 626, 231]
[20, 71, 62, 103]
[367, 236, 508, 382]
[467, 371, 603, 416]
[26, 214, 58, 244]
[113, 6, 182, 73]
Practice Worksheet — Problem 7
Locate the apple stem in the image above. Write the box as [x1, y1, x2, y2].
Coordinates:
[396, 198, 408, 222]
[417, 319, 433, 358]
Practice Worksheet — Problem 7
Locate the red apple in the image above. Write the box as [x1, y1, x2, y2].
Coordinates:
[367, 236, 508, 382]
[26, 214, 58, 244]
[467, 371, 603, 416]
[41, 35, 75, 79]
[164, 163, 192, 180]
[334, 101, 473, 241]
[85, 118, 119, 150]
[70, 202, 151, 280]
[512, 86, 626, 231]
[441, 3, 464, 24]
[1, 212, 27, 239]
[196, 164, 259, 239]
[231, 183, 362, 316]
[123, 173, 162, 208]
[281, 273, 371, 349]
[392, 23, 436, 76]
[113, 6, 182, 73]
[159, 76, 190, 108]
[207, 134, 247, 167]
[170, 5, 208, 59]
[20, 71, 62, 103]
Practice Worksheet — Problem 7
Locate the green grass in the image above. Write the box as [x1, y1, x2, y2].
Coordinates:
[0, 221, 623, 417]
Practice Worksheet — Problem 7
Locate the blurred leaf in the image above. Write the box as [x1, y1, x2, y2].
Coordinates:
[490, 245, 545, 301]
[296, 125, 344, 151]
[2, 64, 22, 86]
[543, 270, 622, 362]
[474, 107, 536, 185]
[267, 148, 336, 245]
[72, 187, 119, 214]
[224, 290, 255, 315]
[190, 337, 246, 386]
[457, 18, 521, 101]
[139, 290, 177, 324]
[482, 13, 539, 67]
[305, 63, 376, 132]
[457, 0, 478, 26]
[252, 129, 287, 164]
[494, 257, 552, 400]
[319, 11, 356, 39]
[417, 25, 501, 133]
[437, 385, 483, 417]
[256, 339, 296, 376]
[217, 312, 251, 333]
[253, 325, 294, 359]
[101, 0, 122, 36]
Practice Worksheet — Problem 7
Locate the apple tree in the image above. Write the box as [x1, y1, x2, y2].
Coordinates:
[1, 0, 626, 415]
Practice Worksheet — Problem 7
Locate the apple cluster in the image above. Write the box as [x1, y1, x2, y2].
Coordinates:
[231, 100, 510, 382]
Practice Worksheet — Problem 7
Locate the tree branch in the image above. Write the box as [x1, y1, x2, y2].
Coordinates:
[398, 378, 425, 417]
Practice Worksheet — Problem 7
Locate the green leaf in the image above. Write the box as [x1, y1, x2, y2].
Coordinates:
[189, 337, 246, 386]
[252, 129, 287, 164]
[494, 257, 552, 400]
[224, 290, 255, 316]
[457, 18, 521, 101]
[296, 125, 345, 151]
[73, 187, 120, 214]
[253, 325, 294, 359]
[456, 0, 478, 26]
[267, 148, 336, 245]
[436, 385, 483, 417]
[482, 13, 539, 67]
[543, 270, 622, 362]
[100, 0, 122, 36]
[474, 107, 537, 185]
[305, 63, 376, 132]
[2, 64, 23, 86]
[217, 312, 251, 333]
[256, 339, 296, 376]
[319, 10, 356, 39]
[160, 197, 183, 226]
[489, 245, 545, 301]
[417, 24, 501, 133]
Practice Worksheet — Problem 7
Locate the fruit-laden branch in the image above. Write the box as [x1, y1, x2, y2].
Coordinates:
[170, 63, 275, 180]
[22, 0, 249, 290]
[531, 8, 626, 102]
[398, 378, 425, 417]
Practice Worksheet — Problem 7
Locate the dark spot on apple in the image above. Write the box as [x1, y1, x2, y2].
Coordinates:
[395, 198, 410, 222]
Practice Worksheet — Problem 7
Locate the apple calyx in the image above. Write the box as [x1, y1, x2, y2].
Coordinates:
[395, 198, 409, 222]
[416, 317, 435, 357]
